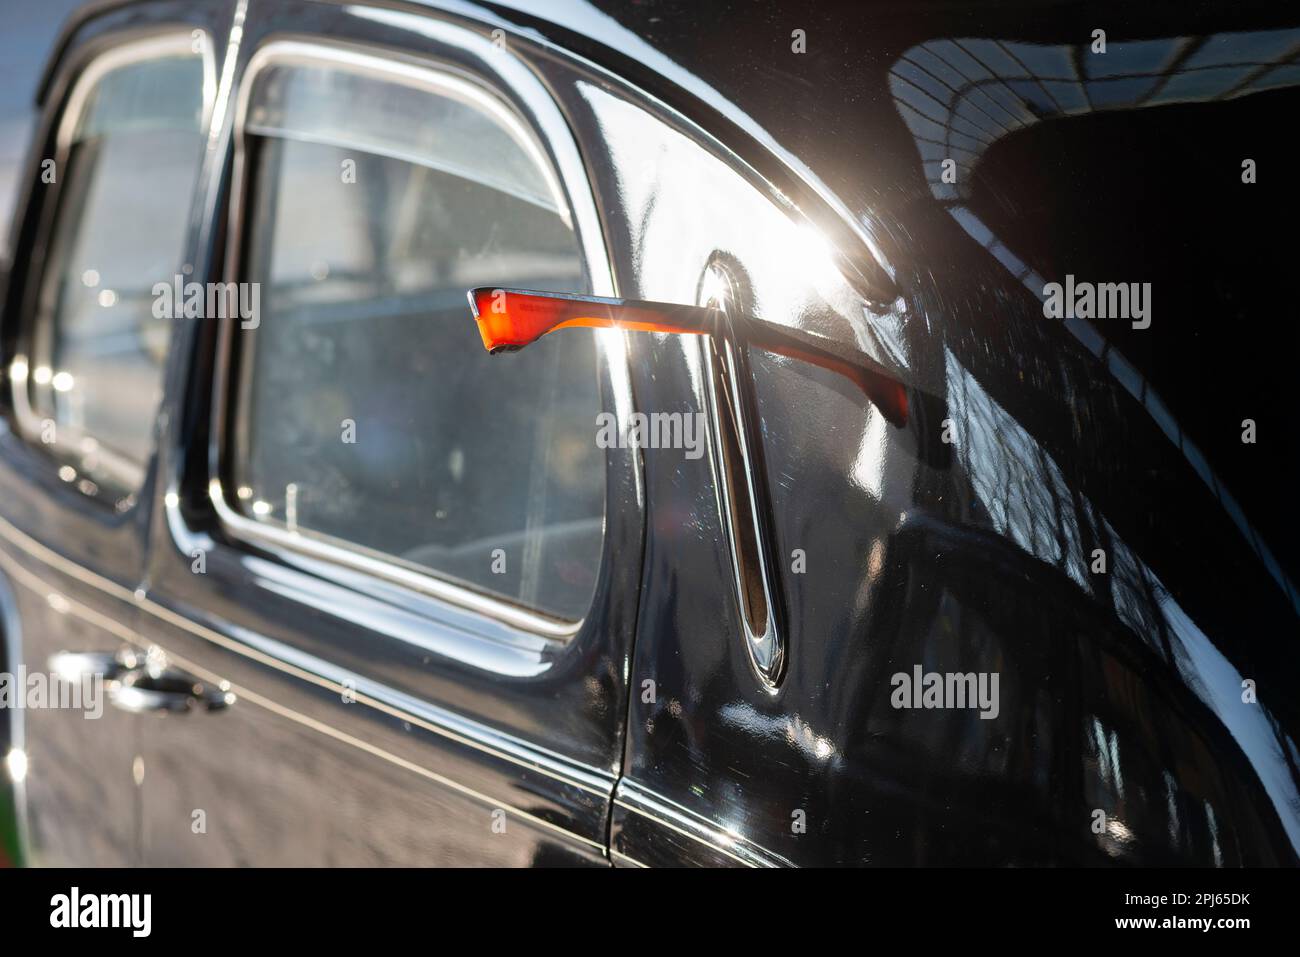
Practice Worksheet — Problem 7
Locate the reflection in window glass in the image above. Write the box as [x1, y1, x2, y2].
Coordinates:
[29, 41, 208, 495]
[234, 60, 604, 622]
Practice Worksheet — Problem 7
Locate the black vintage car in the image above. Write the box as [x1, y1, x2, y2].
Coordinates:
[0, 0, 1297, 868]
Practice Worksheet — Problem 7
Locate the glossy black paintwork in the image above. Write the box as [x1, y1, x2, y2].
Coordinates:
[1, 0, 1297, 867]
[526, 0, 1300, 865]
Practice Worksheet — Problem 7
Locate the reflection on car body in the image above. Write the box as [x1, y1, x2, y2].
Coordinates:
[0, 0, 1296, 868]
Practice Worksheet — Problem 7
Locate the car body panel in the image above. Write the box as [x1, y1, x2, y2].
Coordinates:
[0, 0, 1296, 867]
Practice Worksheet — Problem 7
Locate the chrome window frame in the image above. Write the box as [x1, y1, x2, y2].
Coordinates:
[209, 35, 622, 640]
[8, 29, 217, 507]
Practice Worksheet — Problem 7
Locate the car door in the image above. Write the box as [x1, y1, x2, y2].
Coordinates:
[132, 1, 642, 865]
[0, 1, 227, 865]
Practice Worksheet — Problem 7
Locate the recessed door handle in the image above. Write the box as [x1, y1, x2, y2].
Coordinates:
[108, 667, 235, 714]
[51, 648, 234, 714]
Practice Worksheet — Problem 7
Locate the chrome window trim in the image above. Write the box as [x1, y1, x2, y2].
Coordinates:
[8, 29, 217, 505]
[238, 41, 570, 221]
[209, 33, 623, 641]
[55, 30, 218, 154]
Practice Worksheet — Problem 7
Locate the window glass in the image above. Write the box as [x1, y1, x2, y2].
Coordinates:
[232, 56, 604, 622]
[26, 37, 209, 497]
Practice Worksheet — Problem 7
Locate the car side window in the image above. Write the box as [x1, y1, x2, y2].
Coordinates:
[227, 47, 605, 623]
[15, 33, 212, 501]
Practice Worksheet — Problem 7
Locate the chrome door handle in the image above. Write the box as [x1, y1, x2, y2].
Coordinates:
[108, 667, 235, 714]
[51, 648, 234, 714]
